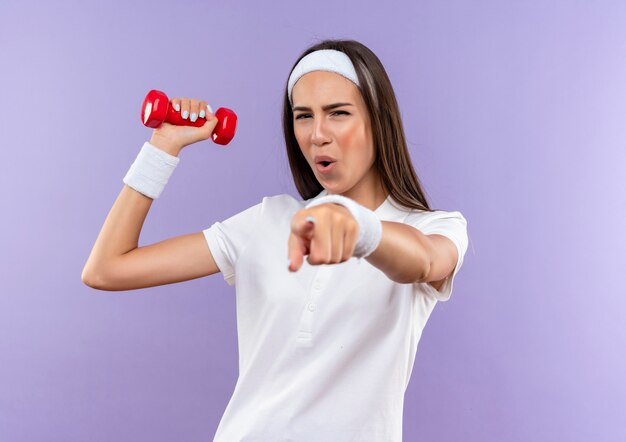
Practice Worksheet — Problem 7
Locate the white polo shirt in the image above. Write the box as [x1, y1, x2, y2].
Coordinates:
[202, 189, 468, 441]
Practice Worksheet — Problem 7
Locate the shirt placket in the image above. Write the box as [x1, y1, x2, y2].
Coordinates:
[295, 264, 332, 347]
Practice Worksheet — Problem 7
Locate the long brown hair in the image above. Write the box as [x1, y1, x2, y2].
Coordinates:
[282, 39, 434, 212]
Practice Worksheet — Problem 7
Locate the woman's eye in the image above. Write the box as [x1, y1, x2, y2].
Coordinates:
[294, 111, 349, 120]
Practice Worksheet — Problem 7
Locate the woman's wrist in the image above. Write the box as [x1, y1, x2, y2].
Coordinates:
[149, 134, 182, 157]
[122, 141, 180, 199]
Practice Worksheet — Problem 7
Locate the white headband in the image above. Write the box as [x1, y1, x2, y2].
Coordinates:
[287, 49, 360, 105]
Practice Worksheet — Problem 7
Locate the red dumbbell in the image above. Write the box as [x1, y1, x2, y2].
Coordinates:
[140, 89, 238, 145]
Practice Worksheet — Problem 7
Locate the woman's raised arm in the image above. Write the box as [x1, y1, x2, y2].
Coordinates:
[81, 184, 220, 291]
[82, 96, 221, 291]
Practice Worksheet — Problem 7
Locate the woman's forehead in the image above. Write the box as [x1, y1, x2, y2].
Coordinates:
[291, 70, 360, 106]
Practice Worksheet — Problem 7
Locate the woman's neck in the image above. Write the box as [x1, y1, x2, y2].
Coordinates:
[333, 177, 388, 212]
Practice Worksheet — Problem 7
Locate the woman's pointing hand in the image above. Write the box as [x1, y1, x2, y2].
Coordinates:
[287, 203, 359, 272]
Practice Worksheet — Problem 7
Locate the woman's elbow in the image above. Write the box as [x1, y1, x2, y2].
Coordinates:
[81, 265, 109, 290]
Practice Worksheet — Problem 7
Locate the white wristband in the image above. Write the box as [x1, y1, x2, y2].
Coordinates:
[123, 142, 180, 199]
[305, 194, 382, 258]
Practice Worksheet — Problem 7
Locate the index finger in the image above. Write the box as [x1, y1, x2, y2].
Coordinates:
[291, 214, 316, 239]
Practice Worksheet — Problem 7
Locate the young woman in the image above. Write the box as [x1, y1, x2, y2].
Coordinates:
[82, 39, 468, 441]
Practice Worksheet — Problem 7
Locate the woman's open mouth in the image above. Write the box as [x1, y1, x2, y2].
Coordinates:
[316, 161, 337, 173]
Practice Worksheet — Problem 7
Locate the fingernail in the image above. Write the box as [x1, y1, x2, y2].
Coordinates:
[174, 103, 180, 112]
[182, 110, 189, 119]
[305, 216, 316, 224]
[207, 103, 213, 113]
[199, 109, 205, 118]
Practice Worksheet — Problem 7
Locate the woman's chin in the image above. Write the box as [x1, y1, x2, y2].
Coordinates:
[321, 183, 347, 195]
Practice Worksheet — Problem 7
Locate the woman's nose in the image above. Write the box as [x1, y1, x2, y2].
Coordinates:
[311, 117, 331, 146]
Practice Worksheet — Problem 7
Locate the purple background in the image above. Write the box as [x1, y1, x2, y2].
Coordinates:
[1, 0, 625, 440]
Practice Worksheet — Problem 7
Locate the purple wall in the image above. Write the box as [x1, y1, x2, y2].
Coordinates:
[1, 0, 625, 440]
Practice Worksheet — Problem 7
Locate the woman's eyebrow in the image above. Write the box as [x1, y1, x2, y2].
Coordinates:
[292, 102, 353, 112]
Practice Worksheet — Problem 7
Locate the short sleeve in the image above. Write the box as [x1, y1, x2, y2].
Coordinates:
[405, 210, 468, 302]
[202, 201, 263, 287]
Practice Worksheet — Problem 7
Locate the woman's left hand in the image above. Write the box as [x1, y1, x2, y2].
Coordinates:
[288, 203, 359, 272]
